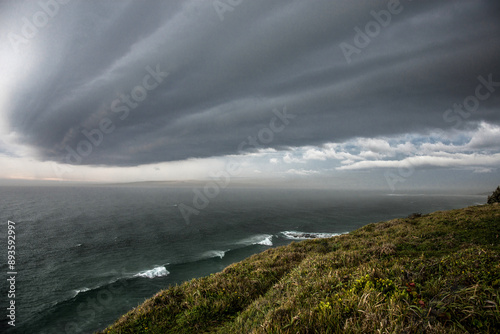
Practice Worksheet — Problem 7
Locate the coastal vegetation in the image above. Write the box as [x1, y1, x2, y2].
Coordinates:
[487, 186, 500, 204]
[100, 203, 500, 333]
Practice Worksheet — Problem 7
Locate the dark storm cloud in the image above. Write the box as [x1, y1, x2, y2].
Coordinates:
[2, 0, 500, 166]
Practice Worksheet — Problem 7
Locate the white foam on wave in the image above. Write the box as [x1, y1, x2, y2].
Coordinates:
[73, 287, 90, 297]
[281, 231, 347, 240]
[256, 235, 273, 246]
[203, 250, 227, 259]
[134, 266, 170, 278]
[239, 234, 274, 247]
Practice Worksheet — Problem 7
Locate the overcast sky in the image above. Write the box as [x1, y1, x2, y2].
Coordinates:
[0, 0, 499, 191]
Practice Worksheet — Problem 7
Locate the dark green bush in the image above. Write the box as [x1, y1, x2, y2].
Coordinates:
[487, 186, 500, 204]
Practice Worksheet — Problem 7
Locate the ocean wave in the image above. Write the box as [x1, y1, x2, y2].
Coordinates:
[70, 277, 127, 299]
[281, 231, 346, 240]
[134, 266, 170, 278]
[238, 234, 273, 247]
[72, 287, 90, 297]
[256, 235, 273, 246]
[203, 250, 227, 259]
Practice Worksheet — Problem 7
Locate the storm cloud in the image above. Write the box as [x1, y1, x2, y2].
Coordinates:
[1, 0, 499, 169]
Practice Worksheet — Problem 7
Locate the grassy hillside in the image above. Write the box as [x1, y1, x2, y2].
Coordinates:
[99, 204, 500, 333]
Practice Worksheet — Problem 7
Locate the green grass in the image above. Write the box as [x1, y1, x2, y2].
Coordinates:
[98, 204, 500, 333]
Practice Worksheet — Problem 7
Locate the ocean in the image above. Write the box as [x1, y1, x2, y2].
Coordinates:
[0, 184, 486, 333]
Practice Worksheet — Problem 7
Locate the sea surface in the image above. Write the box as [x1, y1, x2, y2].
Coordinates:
[0, 184, 486, 333]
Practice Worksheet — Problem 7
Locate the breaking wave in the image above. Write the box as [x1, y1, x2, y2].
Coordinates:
[281, 231, 347, 240]
[238, 234, 273, 247]
[134, 266, 170, 278]
[203, 250, 227, 259]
